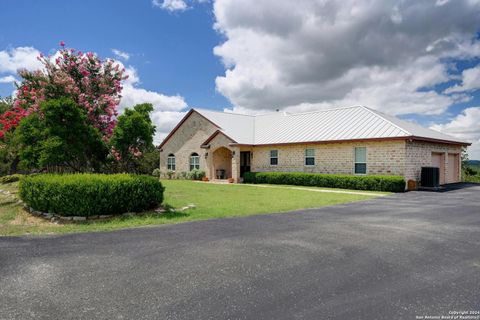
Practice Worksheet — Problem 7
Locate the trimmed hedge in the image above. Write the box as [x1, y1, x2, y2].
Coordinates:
[243, 172, 405, 192]
[19, 174, 165, 217]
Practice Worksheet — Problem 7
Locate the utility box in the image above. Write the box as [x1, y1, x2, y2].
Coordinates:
[421, 167, 440, 188]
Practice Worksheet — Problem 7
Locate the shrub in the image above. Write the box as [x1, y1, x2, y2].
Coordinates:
[152, 168, 161, 178]
[188, 169, 206, 180]
[243, 172, 405, 192]
[166, 170, 175, 179]
[0, 174, 23, 184]
[19, 174, 164, 217]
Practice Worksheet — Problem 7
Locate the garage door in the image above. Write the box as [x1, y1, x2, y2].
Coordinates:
[431, 152, 445, 185]
[447, 153, 460, 184]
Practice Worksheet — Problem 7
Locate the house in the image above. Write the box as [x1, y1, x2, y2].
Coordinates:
[159, 106, 470, 186]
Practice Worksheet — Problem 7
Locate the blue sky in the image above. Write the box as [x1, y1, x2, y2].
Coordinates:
[0, 0, 479, 158]
[0, 0, 229, 108]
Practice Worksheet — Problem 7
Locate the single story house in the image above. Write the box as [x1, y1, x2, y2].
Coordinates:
[159, 106, 470, 186]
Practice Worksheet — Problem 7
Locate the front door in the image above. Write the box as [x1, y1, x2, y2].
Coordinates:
[240, 152, 251, 178]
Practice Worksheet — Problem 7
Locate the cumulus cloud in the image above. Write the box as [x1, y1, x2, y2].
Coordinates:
[111, 49, 130, 61]
[0, 75, 16, 83]
[444, 65, 480, 94]
[213, 0, 480, 115]
[118, 65, 188, 144]
[431, 107, 480, 159]
[152, 0, 188, 11]
[0, 47, 43, 74]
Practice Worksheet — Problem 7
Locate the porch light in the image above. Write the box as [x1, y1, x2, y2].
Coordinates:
[231, 151, 236, 158]
[204, 152, 208, 159]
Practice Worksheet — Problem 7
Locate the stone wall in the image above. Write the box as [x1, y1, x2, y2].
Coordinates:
[250, 140, 407, 177]
[405, 141, 462, 182]
[160, 111, 218, 174]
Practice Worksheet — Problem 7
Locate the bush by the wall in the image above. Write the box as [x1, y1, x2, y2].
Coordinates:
[19, 174, 164, 217]
[243, 172, 405, 192]
[152, 168, 161, 178]
[188, 169, 206, 180]
[0, 174, 23, 184]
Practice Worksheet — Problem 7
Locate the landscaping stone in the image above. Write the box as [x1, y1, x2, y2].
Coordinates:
[72, 216, 86, 221]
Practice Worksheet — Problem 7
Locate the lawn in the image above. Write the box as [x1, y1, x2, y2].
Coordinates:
[0, 180, 385, 236]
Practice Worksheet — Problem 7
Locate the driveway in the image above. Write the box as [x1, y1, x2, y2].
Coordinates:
[1, 184, 479, 320]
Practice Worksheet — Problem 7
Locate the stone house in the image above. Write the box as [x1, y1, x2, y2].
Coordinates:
[159, 106, 470, 186]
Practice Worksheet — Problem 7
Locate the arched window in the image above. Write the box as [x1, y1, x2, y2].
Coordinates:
[167, 154, 176, 171]
[190, 152, 200, 171]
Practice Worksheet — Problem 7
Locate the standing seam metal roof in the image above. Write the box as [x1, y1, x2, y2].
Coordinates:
[193, 106, 468, 145]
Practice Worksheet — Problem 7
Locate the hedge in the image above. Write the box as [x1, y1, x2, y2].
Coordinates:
[19, 174, 165, 217]
[243, 172, 405, 192]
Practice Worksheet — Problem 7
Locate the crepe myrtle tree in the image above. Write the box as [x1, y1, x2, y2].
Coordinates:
[0, 41, 127, 141]
[0, 42, 132, 172]
[110, 103, 156, 172]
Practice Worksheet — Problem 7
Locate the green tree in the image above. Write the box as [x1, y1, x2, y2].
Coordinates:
[15, 98, 108, 171]
[111, 103, 156, 172]
[0, 96, 20, 175]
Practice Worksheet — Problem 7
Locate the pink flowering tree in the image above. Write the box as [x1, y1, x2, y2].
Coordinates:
[0, 42, 137, 172]
[0, 42, 127, 140]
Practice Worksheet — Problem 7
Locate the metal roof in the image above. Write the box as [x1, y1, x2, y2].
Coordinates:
[193, 106, 469, 145]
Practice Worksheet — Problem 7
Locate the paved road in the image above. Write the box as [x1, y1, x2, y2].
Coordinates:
[1, 184, 479, 320]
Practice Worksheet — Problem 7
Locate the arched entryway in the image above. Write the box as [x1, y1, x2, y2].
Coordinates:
[212, 147, 232, 179]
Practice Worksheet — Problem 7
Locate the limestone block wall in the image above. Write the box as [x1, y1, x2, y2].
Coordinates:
[405, 141, 462, 182]
[160, 111, 218, 174]
[250, 140, 407, 177]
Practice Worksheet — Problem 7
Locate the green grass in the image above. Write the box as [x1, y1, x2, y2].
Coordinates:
[0, 179, 385, 236]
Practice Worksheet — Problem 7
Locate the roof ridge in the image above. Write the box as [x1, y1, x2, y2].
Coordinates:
[193, 108, 255, 117]
[360, 106, 412, 136]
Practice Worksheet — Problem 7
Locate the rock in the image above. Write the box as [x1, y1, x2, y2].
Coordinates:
[99, 215, 112, 219]
[72, 216, 86, 221]
[88, 215, 99, 220]
[59, 216, 73, 221]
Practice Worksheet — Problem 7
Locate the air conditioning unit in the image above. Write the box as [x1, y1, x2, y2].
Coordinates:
[421, 167, 440, 188]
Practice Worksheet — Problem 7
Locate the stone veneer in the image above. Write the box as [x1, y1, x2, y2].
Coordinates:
[405, 140, 461, 183]
[250, 140, 406, 177]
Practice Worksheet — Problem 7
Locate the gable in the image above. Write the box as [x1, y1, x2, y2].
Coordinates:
[159, 110, 219, 153]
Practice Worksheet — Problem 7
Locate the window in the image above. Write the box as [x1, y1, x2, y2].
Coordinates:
[270, 150, 278, 165]
[305, 148, 315, 166]
[167, 154, 176, 171]
[354, 147, 367, 174]
[189, 152, 200, 171]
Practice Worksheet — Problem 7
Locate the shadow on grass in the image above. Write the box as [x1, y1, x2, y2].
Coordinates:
[0, 200, 20, 207]
[64, 203, 191, 226]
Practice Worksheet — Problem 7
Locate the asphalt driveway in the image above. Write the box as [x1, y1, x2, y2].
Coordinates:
[1, 184, 479, 320]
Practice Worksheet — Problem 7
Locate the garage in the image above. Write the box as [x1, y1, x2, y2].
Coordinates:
[431, 152, 445, 185]
[447, 153, 460, 184]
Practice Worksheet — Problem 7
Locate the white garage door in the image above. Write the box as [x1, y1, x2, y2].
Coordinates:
[447, 153, 460, 184]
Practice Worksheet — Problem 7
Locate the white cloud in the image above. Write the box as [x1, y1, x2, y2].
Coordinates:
[111, 49, 130, 61]
[118, 65, 188, 144]
[213, 0, 480, 116]
[0, 75, 16, 83]
[430, 107, 480, 159]
[444, 65, 480, 93]
[152, 0, 188, 11]
[0, 47, 43, 74]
